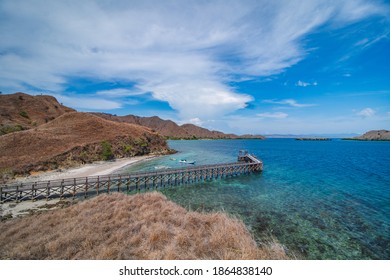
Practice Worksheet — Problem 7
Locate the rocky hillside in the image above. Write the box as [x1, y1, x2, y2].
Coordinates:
[0, 92, 74, 135]
[93, 113, 265, 139]
[352, 130, 390, 141]
[92, 113, 191, 138]
[0, 112, 171, 180]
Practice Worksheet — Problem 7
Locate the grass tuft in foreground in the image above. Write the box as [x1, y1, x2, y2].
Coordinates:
[0, 192, 288, 260]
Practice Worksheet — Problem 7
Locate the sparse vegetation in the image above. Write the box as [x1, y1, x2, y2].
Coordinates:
[1, 92, 75, 134]
[101, 141, 114, 161]
[0, 192, 288, 260]
[19, 111, 29, 119]
[123, 144, 133, 153]
[0, 213, 13, 222]
[141, 142, 148, 147]
[0, 124, 24, 135]
[0, 167, 14, 184]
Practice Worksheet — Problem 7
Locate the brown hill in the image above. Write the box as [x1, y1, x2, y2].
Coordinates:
[352, 130, 390, 141]
[0, 92, 74, 135]
[93, 113, 265, 140]
[180, 123, 228, 139]
[92, 113, 191, 138]
[0, 192, 288, 260]
[0, 112, 171, 179]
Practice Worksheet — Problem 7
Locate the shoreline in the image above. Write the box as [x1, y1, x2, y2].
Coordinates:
[12, 154, 161, 184]
[1, 155, 162, 219]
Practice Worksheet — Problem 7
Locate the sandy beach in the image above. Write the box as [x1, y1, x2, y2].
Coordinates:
[13, 154, 160, 183]
[1, 155, 160, 219]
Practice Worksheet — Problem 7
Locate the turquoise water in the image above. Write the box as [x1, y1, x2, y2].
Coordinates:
[121, 139, 390, 259]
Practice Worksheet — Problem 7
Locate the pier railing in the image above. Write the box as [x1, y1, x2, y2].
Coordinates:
[0, 154, 262, 203]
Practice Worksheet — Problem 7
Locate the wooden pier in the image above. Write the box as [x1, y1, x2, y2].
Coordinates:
[0, 152, 262, 203]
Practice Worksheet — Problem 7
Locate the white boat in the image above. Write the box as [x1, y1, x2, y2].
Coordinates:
[179, 159, 196, 164]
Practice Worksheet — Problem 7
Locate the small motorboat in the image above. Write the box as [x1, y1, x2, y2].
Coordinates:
[179, 159, 196, 164]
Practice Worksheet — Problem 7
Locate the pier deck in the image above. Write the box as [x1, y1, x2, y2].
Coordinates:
[0, 153, 262, 203]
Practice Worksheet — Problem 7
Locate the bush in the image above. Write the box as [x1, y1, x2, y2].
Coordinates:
[0, 124, 24, 135]
[123, 144, 133, 154]
[101, 141, 114, 161]
[19, 111, 29, 119]
[141, 142, 148, 147]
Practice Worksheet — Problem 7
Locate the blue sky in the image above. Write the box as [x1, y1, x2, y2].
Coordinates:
[1, 0, 389, 135]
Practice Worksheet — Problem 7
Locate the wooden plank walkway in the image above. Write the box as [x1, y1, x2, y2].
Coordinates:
[0, 153, 262, 203]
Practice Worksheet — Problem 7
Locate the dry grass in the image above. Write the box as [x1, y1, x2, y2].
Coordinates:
[0, 112, 171, 179]
[0, 192, 288, 260]
[0, 92, 75, 133]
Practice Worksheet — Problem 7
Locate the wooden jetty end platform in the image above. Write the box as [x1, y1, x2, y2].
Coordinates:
[0, 151, 262, 203]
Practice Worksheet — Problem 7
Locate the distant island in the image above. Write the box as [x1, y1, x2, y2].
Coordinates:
[295, 138, 331, 141]
[343, 130, 390, 141]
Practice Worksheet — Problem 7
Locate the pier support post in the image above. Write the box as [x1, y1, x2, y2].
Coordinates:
[46, 181, 50, 201]
[85, 177, 88, 198]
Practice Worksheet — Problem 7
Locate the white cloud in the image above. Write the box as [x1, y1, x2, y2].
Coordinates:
[96, 88, 147, 97]
[262, 99, 316, 108]
[140, 78, 253, 119]
[355, 38, 370, 46]
[296, 81, 310, 87]
[357, 108, 376, 118]
[188, 118, 203, 126]
[0, 0, 387, 121]
[257, 112, 288, 119]
[52, 94, 122, 110]
[296, 80, 318, 87]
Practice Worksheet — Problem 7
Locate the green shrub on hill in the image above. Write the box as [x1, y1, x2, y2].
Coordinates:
[123, 144, 133, 154]
[19, 111, 29, 119]
[0, 124, 24, 135]
[101, 141, 114, 161]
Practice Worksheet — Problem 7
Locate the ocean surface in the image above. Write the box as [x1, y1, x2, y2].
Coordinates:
[121, 139, 390, 259]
